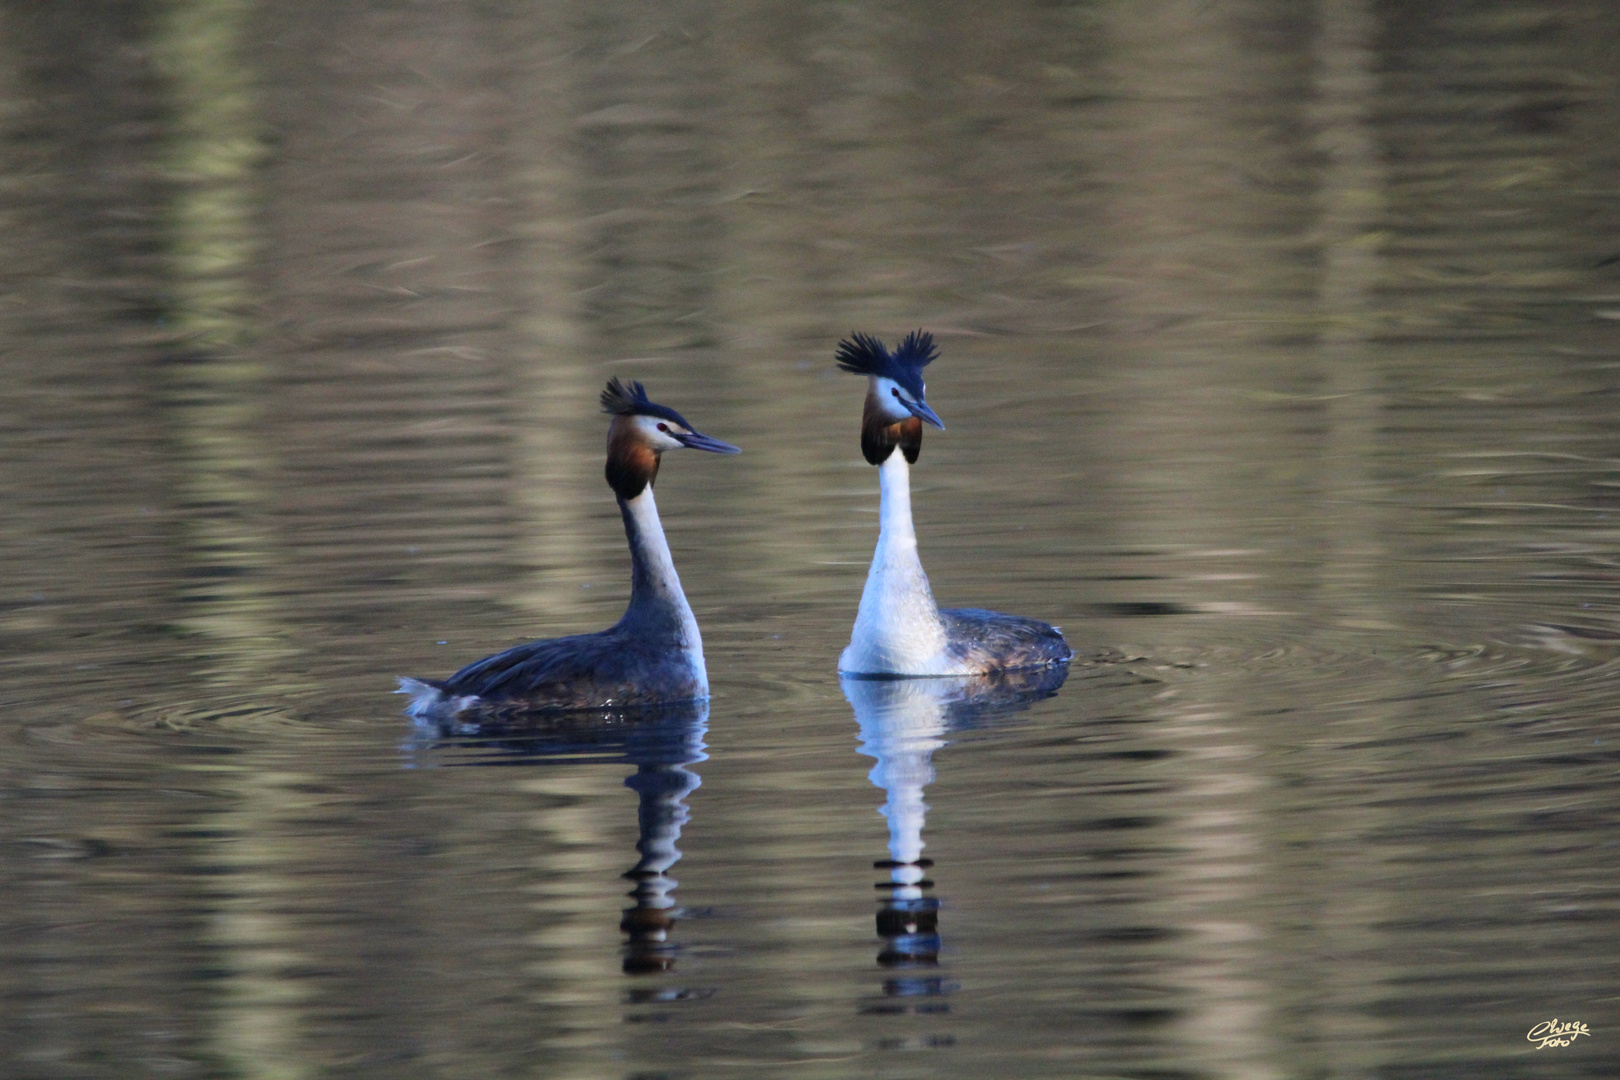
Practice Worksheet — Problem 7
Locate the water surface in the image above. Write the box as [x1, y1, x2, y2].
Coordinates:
[3, 1, 1619, 1077]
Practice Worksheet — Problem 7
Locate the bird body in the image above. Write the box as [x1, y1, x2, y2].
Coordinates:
[401, 379, 738, 719]
[835, 331, 1071, 677]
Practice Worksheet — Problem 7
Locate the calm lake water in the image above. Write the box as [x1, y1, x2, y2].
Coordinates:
[3, 1, 1619, 1077]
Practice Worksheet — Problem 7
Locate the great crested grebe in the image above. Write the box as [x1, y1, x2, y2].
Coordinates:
[400, 378, 739, 718]
[836, 331, 1072, 676]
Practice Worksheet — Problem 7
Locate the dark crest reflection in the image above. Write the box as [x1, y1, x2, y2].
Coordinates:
[406, 701, 708, 984]
[844, 665, 1068, 1016]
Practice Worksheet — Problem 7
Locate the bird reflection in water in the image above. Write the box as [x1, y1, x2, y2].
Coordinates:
[406, 700, 709, 992]
[844, 665, 1068, 1022]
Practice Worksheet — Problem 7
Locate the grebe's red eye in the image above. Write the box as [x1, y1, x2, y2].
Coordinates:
[657, 423, 669, 432]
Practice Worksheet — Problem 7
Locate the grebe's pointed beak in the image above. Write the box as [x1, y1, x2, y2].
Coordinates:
[905, 397, 945, 430]
[675, 430, 742, 454]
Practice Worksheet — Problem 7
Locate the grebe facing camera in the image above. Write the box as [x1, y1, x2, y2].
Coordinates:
[835, 331, 1071, 677]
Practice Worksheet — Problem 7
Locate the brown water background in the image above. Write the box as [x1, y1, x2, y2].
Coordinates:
[2, 1, 1619, 1077]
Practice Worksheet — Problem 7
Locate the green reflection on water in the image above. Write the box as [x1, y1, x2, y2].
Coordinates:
[157, 0, 266, 350]
[156, 0, 302, 692]
[158, 3, 309, 1076]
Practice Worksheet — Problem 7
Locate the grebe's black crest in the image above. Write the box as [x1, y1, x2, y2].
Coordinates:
[835, 330, 936, 400]
[601, 376, 691, 428]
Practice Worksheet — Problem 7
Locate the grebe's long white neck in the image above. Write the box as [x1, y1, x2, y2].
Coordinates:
[618, 487, 707, 691]
[840, 453, 964, 675]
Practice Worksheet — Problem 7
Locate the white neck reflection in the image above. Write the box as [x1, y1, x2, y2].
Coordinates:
[846, 677, 951, 898]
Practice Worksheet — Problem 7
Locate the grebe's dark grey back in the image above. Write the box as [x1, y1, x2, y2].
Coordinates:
[834, 331, 1071, 676]
[400, 378, 740, 718]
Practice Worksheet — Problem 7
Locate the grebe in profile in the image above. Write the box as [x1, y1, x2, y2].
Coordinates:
[836, 331, 1071, 676]
[400, 378, 739, 718]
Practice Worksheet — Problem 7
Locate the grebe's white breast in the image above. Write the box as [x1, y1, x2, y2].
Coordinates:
[839, 453, 975, 676]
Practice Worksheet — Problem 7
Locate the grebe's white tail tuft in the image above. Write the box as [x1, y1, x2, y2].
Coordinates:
[396, 677, 481, 723]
